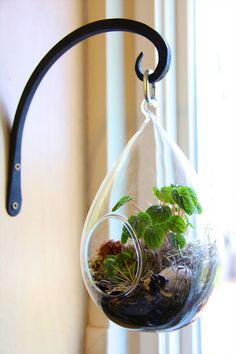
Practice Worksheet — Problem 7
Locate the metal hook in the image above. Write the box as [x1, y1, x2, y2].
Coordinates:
[143, 70, 157, 104]
[7, 18, 171, 216]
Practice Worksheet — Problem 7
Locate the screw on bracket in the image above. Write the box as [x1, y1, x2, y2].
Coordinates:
[12, 202, 19, 210]
[15, 163, 21, 171]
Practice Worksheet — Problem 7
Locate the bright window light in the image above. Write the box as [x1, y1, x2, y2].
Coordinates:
[196, 1, 236, 354]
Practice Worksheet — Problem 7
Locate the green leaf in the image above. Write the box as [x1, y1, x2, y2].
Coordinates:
[121, 227, 129, 244]
[146, 205, 172, 224]
[153, 223, 167, 236]
[127, 215, 140, 237]
[143, 225, 165, 248]
[153, 186, 175, 204]
[136, 212, 152, 236]
[121, 215, 137, 243]
[160, 186, 173, 203]
[178, 186, 203, 215]
[115, 251, 131, 267]
[171, 186, 202, 215]
[104, 256, 116, 276]
[152, 186, 161, 199]
[112, 195, 133, 212]
[171, 188, 185, 210]
[176, 234, 186, 248]
[196, 202, 203, 214]
[168, 232, 186, 249]
[178, 186, 197, 215]
[168, 215, 186, 233]
[122, 213, 152, 242]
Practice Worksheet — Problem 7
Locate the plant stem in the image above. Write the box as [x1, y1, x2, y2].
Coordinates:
[172, 204, 176, 214]
[112, 265, 131, 282]
[125, 261, 134, 282]
[129, 200, 142, 212]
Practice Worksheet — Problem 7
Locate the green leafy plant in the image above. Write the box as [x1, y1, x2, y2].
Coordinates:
[103, 248, 136, 284]
[112, 184, 202, 250]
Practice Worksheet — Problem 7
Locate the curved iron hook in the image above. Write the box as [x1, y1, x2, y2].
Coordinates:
[7, 18, 171, 216]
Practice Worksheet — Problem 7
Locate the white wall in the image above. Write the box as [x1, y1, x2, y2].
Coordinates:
[0, 1, 87, 353]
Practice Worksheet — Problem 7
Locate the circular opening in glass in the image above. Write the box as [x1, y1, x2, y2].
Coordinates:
[84, 213, 143, 298]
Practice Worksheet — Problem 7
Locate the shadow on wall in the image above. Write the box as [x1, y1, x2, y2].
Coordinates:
[0, 100, 11, 201]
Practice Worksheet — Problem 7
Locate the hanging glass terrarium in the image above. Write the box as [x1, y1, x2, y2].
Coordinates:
[80, 69, 220, 332]
[4, 18, 221, 333]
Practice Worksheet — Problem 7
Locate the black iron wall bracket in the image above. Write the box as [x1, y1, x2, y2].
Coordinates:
[6, 18, 171, 216]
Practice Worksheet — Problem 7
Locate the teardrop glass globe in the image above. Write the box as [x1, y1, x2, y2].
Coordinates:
[80, 101, 221, 332]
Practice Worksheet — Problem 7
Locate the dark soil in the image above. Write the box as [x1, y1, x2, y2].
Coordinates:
[101, 281, 187, 330]
[90, 240, 218, 331]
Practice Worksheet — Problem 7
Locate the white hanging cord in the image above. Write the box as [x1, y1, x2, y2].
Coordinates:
[141, 99, 157, 122]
